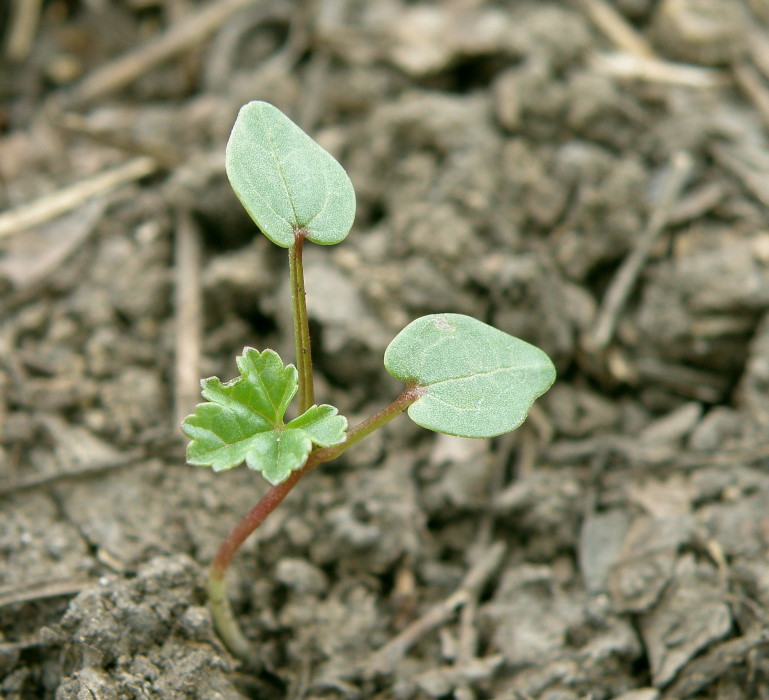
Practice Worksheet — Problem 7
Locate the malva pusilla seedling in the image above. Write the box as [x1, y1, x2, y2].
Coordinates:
[181, 101, 556, 662]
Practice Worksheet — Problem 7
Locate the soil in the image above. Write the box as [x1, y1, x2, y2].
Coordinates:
[2, 1, 769, 698]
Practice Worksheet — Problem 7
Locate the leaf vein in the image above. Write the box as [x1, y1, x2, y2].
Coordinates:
[424, 364, 546, 387]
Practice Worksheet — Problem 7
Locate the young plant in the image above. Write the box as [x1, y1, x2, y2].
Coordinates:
[181, 101, 556, 662]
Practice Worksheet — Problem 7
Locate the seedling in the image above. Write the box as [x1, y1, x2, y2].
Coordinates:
[181, 101, 556, 662]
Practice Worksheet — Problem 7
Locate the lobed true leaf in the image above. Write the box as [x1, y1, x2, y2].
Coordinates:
[182, 348, 347, 485]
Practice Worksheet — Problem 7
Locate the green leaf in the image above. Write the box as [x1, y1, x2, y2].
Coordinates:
[182, 348, 347, 485]
[225, 101, 356, 248]
[384, 314, 555, 438]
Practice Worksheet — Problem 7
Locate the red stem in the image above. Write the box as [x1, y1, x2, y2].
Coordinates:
[210, 385, 421, 580]
[210, 466, 307, 580]
[207, 385, 422, 660]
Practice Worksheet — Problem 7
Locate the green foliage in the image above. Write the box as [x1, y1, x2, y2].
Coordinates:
[184, 100, 558, 662]
[225, 101, 356, 248]
[384, 314, 556, 438]
[182, 348, 347, 485]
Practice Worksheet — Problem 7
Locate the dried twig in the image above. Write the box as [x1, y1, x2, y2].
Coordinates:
[0, 578, 91, 608]
[663, 629, 769, 699]
[584, 151, 693, 352]
[633, 356, 728, 403]
[173, 209, 204, 426]
[750, 35, 769, 89]
[4, 0, 43, 61]
[361, 542, 506, 678]
[590, 52, 729, 88]
[453, 513, 502, 685]
[456, 598, 479, 668]
[577, 0, 657, 59]
[668, 181, 725, 225]
[0, 198, 105, 291]
[54, 112, 182, 168]
[71, 0, 262, 104]
[0, 452, 143, 498]
[733, 60, 769, 128]
[712, 142, 769, 207]
[0, 156, 157, 240]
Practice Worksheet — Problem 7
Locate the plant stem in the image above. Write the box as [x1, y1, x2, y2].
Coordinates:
[207, 466, 307, 664]
[206, 384, 422, 661]
[312, 384, 422, 462]
[289, 229, 313, 412]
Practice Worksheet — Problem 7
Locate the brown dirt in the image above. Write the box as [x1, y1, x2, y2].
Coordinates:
[2, 1, 769, 698]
